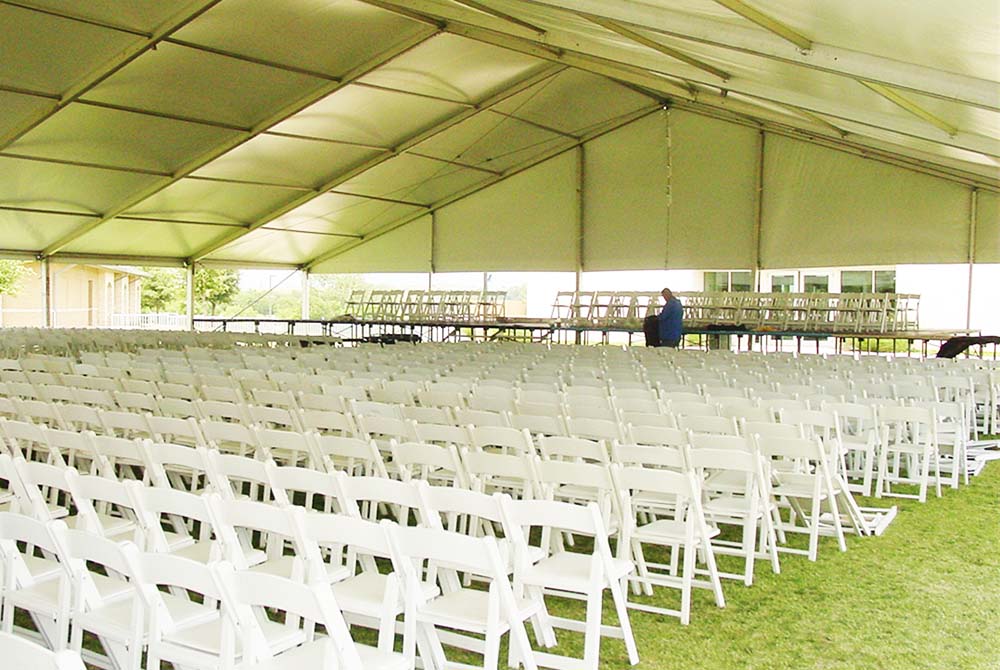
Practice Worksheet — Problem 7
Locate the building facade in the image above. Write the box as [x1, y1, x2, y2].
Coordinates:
[0, 263, 143, 328]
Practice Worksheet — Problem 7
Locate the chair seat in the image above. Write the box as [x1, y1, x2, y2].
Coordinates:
[249, 555, 349, 583]
[82, 590, 219, 642]
[64, 513, 135, 539]
[420, 588, 539, 634]
[168, 611, 305, 657]
[522, 551, 634, 593]
[332, 572, 437, 617]
[704, 471, 750, 494]
[87, 572, 133, 603]
[164, 538, 220, 564]
[242, 638, 409, 670]
[4, 575, 63, 617]
[633, 519, 720, 545]
[883, 442, 934, 454]
[23, 554, 63, 581]
[703, 495, 761, 518]
[770, 480, 829, 499]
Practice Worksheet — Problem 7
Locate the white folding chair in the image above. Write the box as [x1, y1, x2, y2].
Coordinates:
[311, 434, 388, 478]
[462, 448, 539, 500]
[130, 484, 223, 564]
[687, 448, 780, 586]
[752, 434, 847, 561]
[500, 498, 639, 670]
[60, 529, 142, 669]
[63, 470, 142, 543]
[876, 405, 942, 502]
[391, 441, 468, 488]
[385, 522, 543, 670]
[123, 550, 241, 670]
[204, 450, 277, 503]
[289, 507, 415, 655]
[207, 494, 346, 583]
[297, 408, 358, 437]
[0, 514, 72, 650]
[215, 563, 411, 670]
[614, 464, 726, 624]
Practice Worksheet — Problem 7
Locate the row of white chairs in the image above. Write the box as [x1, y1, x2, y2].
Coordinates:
[1, 459, 648, 670]
[0, 379, 975, 503]
[550, 291, 921, 333]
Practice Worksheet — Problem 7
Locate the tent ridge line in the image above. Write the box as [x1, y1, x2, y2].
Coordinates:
[303, 103, 661, 271]
[0, 151, 173, 177]
[0, 0, 151, 38]
[0, 83, 61, 101]
[186, 63, 567, 263]
[0, 205, 101, 219]
[163, 38, 342, 82]
[72, 99, 252, 132]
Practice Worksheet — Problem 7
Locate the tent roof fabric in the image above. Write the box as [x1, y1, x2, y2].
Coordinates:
[0, 0, 997, 270]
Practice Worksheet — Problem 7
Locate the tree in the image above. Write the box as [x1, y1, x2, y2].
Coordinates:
[140, 268, 183, 313]
[0, 260, 31, 297]
[194, 268, 239, 316]
[309, 274, 369, 318]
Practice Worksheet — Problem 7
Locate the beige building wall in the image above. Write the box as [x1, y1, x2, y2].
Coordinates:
[0, 263, 143, 327]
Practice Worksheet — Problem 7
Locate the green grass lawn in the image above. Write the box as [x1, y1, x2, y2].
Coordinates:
[590, 461, 1000, 670]
[23, 461, 1000, 669]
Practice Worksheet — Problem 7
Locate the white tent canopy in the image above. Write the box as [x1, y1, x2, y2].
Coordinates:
[1, 0, 997, 272]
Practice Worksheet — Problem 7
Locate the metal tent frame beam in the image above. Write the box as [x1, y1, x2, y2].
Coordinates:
[860, 81, 959, 137]
[0, 0, 223, 149]
[710, 0, 812, 51]
[582, 14, 731, 81]
[518, 0, 999, 112]
[361, 0, 999, 161]
[302, 104, 661, 271]
[187, 63, 567, 262]
[40, 28, 441, 258]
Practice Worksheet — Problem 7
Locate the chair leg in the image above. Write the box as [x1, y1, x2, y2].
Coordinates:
[861, 446, 875, 497]
[807, 495, 822, 562]
[917, 451, 929, 503]
[610, 577, 640, 666]
[680, 542, 694, 625]
[701, 535, 726, 608]
[582, 589, 603, 670]
[630, 540, 654, 597]
[933, 448, 943, 498]
[875, 448, 888, 498]
[741, 519, 756, 586]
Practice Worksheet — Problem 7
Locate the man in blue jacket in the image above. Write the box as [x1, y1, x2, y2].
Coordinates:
[658, 287, 683, 347]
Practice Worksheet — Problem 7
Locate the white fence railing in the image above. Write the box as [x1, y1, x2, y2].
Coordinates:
[110, 313, 188, 330]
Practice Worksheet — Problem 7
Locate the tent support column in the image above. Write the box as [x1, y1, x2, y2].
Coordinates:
[429, 211, 436, 292]
[575, 145, 585, 344]
[301, 269, 310, 320]
[966, 188, 978, 331]
[751, 130, 765, 292]
[185, 263, 195, 331]
[41, 257, 52, 328]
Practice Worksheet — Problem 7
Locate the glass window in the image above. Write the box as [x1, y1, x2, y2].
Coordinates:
[841, 270, 872, 293]
[803, 274, 829, 293]
[704, 272, 729, 292]
[730, 271, 752, 292]
[874, 270, 896, 293]
[771, 275, 794, 293]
